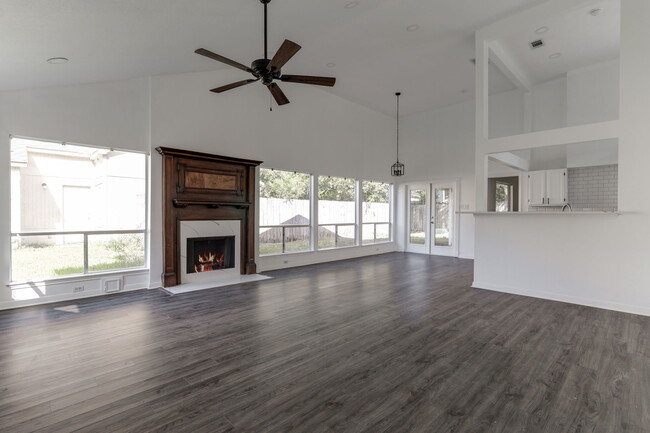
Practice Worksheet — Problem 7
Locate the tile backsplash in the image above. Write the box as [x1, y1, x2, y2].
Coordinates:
[568, 164, 618, 211]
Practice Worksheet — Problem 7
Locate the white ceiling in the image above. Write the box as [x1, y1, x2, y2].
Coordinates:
[496, 0, 620, 86]
[1, 0, 574, 116]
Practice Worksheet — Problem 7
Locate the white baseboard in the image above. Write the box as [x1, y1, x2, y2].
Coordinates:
[472, 281, 650, 317]
[258, 243, 397, 272]
[0, 285, 146, 311]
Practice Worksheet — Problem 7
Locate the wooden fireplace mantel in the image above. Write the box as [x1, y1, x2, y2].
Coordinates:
[156, 147, 262, 287]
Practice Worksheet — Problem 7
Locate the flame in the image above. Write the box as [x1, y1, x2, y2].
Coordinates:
[194, 251, 225, 273]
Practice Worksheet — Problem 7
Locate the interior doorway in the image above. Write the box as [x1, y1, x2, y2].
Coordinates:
[487, 176, 519, 212]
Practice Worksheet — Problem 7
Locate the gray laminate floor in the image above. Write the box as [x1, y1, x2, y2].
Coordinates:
[1, 253, 649, 432]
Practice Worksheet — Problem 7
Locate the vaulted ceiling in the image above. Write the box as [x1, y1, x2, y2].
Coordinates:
[0, 0, 588, 116]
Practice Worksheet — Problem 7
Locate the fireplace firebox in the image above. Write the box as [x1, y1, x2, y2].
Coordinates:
[186, 236, 235, 274]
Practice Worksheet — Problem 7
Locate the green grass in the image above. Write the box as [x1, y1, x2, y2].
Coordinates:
[259, 235, 390, 256]
[11, 242, 144, 282]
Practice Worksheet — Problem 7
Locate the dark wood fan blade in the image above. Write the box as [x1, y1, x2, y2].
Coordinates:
[268, 83, 290, 106]
[195, 48, 251, 72]
[210, 79, 257, 93]
[279, 75, 336, 87]
[268, 40, 302, 71]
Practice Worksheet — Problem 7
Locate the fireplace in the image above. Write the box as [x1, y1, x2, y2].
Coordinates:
[186, 236, 235, 274]
[156, 147, 262, 288]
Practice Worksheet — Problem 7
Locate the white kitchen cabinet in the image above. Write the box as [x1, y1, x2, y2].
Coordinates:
[528, 171, 546, 206]
[527, 169, 567, 206]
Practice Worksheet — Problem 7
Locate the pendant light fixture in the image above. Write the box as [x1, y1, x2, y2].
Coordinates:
[391, 92, 405, 177]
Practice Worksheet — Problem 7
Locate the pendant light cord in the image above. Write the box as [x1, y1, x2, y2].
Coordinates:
[396, 92, 401, 163]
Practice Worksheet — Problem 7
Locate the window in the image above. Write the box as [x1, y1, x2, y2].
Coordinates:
[258, 169, 311, 255]
[318, 176, 356, 249]
[10, 137, 147, 282]
[361, 181, 391, 244]
[495, 182, 511, 212]
[434, 187, 452, 247]
[409, 189, 426, 245]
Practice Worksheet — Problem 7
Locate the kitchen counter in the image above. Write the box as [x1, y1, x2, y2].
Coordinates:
[459, 211, 620, 216]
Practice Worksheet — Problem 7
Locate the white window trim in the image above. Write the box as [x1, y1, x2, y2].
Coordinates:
[9, 136, 150, 284]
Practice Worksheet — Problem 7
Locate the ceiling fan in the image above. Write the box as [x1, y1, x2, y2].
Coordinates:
[195, 0, 336, 107]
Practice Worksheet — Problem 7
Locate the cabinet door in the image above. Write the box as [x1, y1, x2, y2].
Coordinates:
[546, 169, 567, 205]
[528, 171, 546, 206]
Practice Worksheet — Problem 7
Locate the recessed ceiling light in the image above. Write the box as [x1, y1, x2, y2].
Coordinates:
[590, 8, 603, 16]
[344, 1, 359, 9]
[326, 62, 336, 68]
[406, 24, 420, 32]
[47, 57, 68, 64]
[536, 26, 549, 34]
[549, 52, 562, 59]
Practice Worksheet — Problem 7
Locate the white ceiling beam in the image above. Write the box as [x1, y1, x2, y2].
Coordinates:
[488, 151, 530, 172]
[488, 42, 533, 92]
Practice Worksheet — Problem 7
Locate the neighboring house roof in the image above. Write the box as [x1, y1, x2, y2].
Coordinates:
[10, 141, 27, 167]
[10, 138, 101, 168]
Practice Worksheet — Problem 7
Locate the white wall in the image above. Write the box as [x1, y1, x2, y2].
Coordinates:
[473, 0, 650, 316]
[567, 59, 620, 126]
[488, 88, 525, 139]
[532, 76, 567, 132]
[398, 100, 476, 259]
[0, 78, 151, 307]
[0, 69, 399, 307]
[488, 59, 619, 140]
[0, 78, 150, 152]
[566, 139, 618, 167]
[149, 69, 397, 279]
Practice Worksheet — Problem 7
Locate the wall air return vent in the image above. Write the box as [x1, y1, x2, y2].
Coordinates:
[529, 39, 545, 49]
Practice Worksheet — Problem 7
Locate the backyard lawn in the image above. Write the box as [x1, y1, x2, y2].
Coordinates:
[11, 237, 145, 282]
[259, 235, 389, 255]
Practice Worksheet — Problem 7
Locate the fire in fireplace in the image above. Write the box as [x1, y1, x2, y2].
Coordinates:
[186, 236, 235, 274]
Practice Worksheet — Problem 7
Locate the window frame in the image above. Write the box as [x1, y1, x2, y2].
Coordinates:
[257, 169, 393, 256]
[360, 180, 393, 246]
[9, 135, 150, 283]
[258, 168, 313, 256]
[316, 175, 359, 250]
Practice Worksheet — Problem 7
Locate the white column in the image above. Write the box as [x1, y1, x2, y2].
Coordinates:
[0, 131, 12, 300]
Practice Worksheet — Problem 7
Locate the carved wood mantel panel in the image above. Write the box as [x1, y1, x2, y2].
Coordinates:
[156, 147, 262, 287]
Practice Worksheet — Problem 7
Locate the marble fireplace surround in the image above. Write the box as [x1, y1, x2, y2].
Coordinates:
[180, 220, 241, 284]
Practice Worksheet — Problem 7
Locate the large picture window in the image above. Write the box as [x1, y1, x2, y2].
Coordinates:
[361, 181, 391, 244]
[10, 137, 147, 282]
[318, 176, 356, 249]
[258, 169, 311, 255]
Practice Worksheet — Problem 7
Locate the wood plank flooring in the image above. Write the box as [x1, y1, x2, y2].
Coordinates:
[1, 252, 649, 432]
